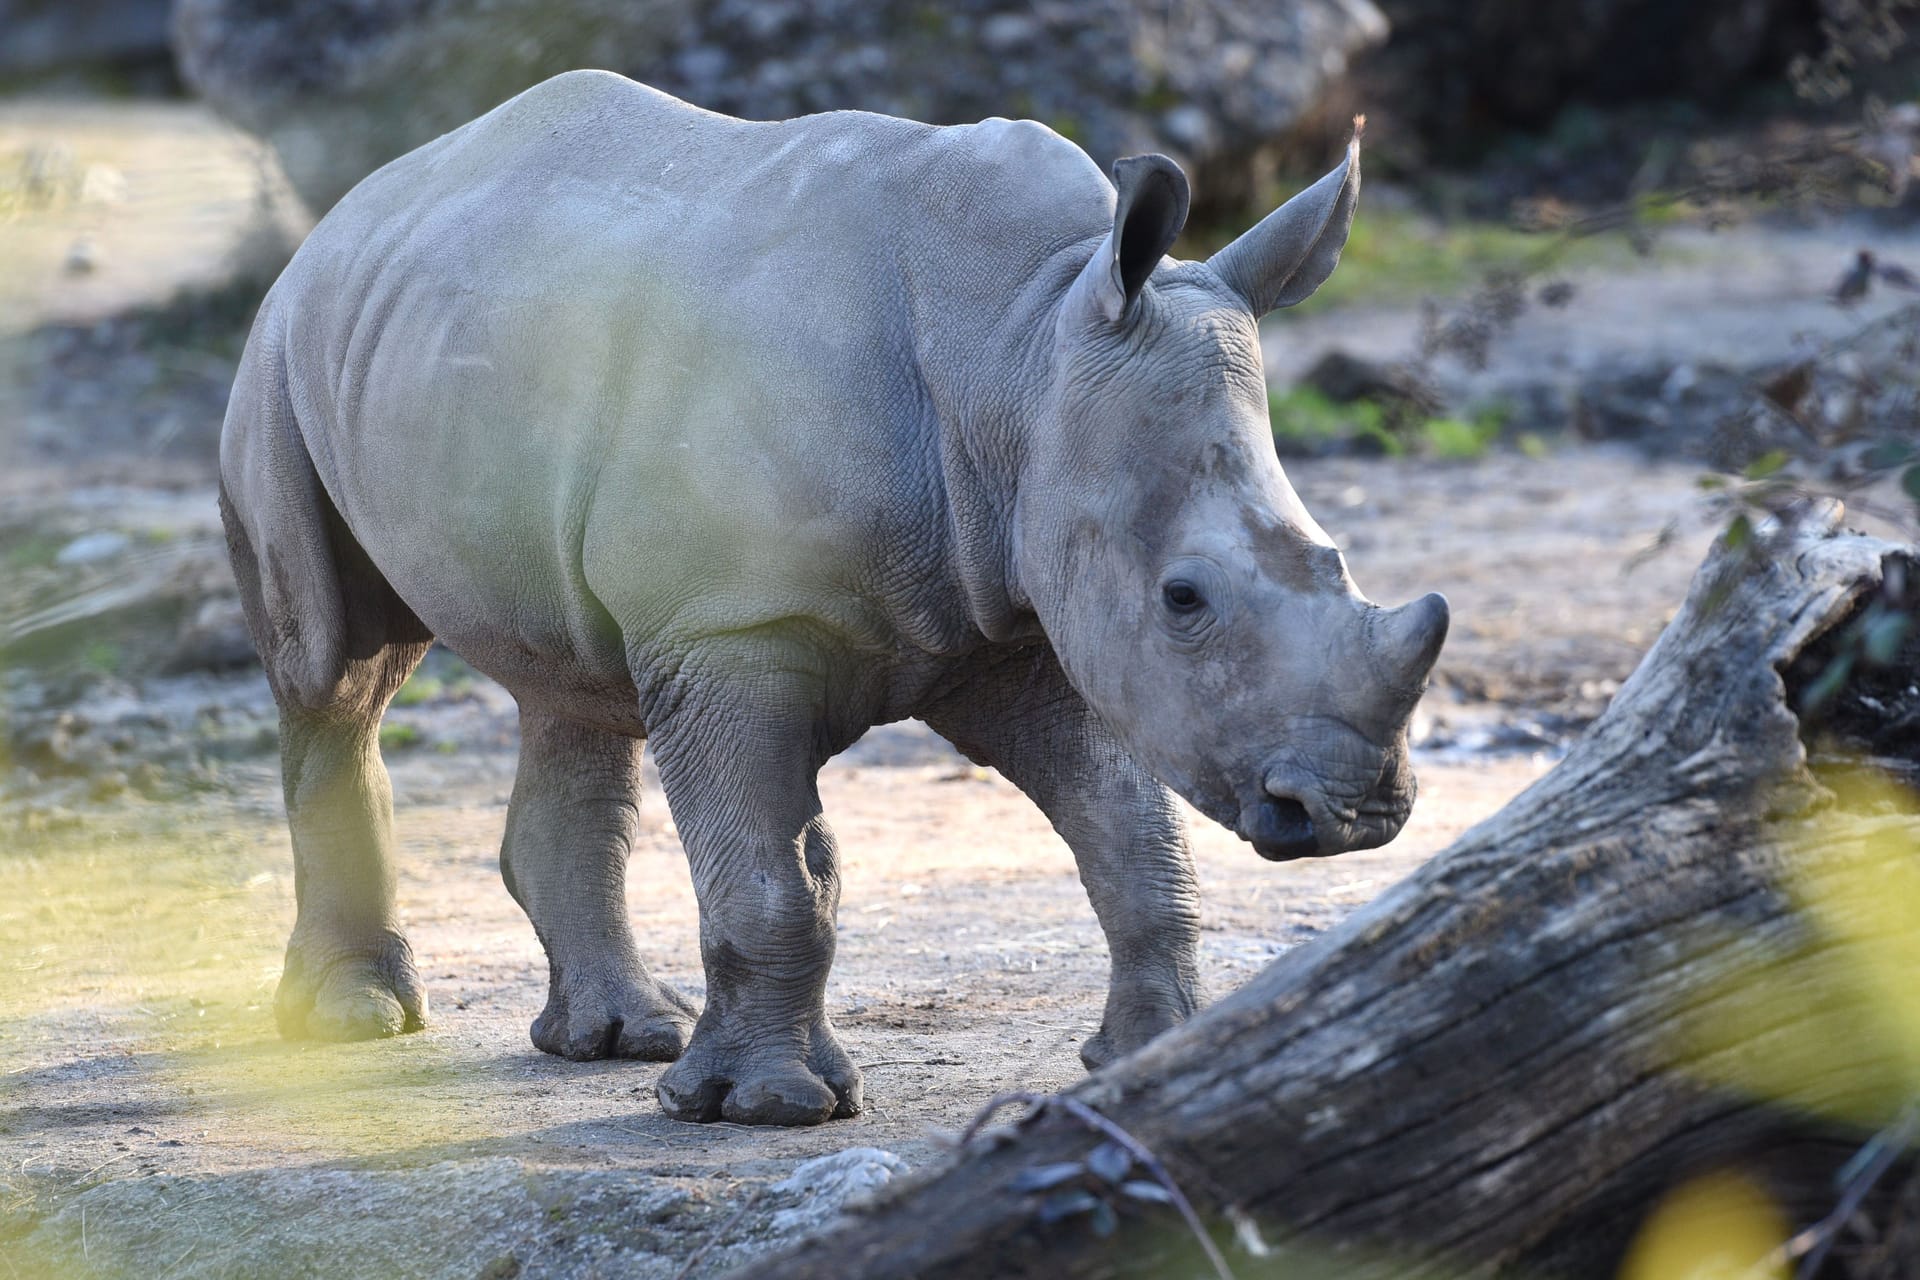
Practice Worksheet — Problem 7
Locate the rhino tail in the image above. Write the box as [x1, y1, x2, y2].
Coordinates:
[217, 320, 357, 712]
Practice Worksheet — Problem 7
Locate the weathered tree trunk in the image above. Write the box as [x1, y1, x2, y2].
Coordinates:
[738, 507, 1920, 1280]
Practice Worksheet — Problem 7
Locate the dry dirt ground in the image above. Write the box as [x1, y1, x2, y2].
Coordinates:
[0, 98, 1902, 1278]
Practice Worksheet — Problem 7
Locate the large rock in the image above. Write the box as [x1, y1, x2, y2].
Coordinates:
[12, 1150, 909, 1279]
[1346, 0, 1824, 162]
[170, 0, 1387, 217]
[0, 0, 175, 79]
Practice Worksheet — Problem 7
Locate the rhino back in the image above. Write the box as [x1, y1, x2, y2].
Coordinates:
[266, 70, 1111, 713]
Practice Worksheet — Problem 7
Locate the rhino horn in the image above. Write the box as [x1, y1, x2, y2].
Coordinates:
[1207, 122, 1362, 315]
[1372, 591, 1449, 685]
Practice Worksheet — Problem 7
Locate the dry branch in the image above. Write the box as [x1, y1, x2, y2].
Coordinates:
[735, 504, 1920, 1280]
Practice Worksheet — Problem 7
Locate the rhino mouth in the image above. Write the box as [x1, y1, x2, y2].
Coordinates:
[1239, 795, 1322, 861]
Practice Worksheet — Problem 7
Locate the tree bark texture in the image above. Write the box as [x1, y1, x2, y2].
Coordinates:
[736, 508, 1920, 1280]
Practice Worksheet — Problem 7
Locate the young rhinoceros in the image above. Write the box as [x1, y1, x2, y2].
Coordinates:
[220, 71, 1448, 1126]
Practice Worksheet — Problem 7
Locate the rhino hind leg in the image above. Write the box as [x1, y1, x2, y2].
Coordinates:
[224, 491, 433, 1039]
[501, 709, 697, 1061]
[220, 370, 435, 1042]
[646, 644, 861, 1126]
[923, 649, 1204, 1070]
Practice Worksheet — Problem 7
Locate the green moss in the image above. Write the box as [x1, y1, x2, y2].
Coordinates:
[2, 534, 64, 571]
[392, 674, 445, 707]
[81, 640, 122, 674]
[378, 722, 421, 751]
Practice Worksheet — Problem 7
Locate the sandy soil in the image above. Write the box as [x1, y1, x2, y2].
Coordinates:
[1, 729, 1550, 1176]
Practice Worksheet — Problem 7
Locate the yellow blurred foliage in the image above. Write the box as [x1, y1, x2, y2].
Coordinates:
[1617, 1170, 1789, 1280]
[1790, 770, 1920, 1082]
[0, 814, 498, 1159]
[1680, 765, 1920, 1129]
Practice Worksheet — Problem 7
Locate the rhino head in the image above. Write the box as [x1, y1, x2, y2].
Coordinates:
[1016, 133, 1449, 861]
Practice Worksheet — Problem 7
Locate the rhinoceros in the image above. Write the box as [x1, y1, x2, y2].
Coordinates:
[220, 70, 1448, 1126]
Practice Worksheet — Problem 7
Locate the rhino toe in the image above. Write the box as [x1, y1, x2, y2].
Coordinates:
[535, 1004, 695, 1062]
[531, 971, 697, 1061]
[721, 1070, 842, 1127]
[656, 1020, 861, 1126]
[305, 984, 413, 1041]
[275, 933, 428, 1041]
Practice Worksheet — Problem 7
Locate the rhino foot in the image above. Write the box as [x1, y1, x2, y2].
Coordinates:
[1079, 1026, 1135, 1071]
[656, 1019, 861, 1126]
[531, 970, 698, 1061]
[275, 930, 428, 1042]
[1080, 982, 1200, 1071]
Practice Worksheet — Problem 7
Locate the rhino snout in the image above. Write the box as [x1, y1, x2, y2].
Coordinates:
[1240, 756, 1414, 861]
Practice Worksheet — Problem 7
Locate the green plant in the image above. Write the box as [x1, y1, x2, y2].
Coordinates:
[1419, 404, 1509, 460]
[1269, 388, 1516, 459]
[1267, 387, 1401, 455]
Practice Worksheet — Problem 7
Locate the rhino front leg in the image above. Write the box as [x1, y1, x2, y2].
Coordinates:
[501, 710, 697, 1061]
[647, 660, 860, 1126]
[923, 648, 1203, 1070]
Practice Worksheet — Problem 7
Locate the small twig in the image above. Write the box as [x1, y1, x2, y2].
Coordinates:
[1787, 1099, 1919, 1280]
[155, 1240, 199, 1280]
[858, 1057, 965, 1070]
[672, 1184, 764, 1280]
[858, 1059, 941, 1070]
[959, 1091, 1236, 1280]
[68, 1150, 132, 1188]
[956, 1090, 1044, 1148]
[1001, 1017, 1075, 1032]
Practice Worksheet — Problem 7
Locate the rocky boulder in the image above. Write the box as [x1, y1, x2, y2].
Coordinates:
[170, 0, 1387, 218]
[12, 1149, 910, 1279]
[0, 0, 176, 82]
[1341, 0, 1828, 165]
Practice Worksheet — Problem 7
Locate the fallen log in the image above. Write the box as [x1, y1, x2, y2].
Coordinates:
[737, 504, 1920, 1280]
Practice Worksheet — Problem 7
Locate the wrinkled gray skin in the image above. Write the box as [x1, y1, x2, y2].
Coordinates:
[219, 71, 1448, 1127]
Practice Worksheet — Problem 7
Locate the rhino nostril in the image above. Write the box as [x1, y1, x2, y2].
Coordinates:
[1266, 795, 1311, 832]
[1248, 795, 1318, 861]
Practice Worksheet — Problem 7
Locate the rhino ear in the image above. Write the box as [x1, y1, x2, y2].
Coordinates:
[1208, 124, 1361, 316]
[1070, 153, 1190, 323]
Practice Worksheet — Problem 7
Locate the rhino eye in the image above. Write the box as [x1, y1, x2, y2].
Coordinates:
[1162, 580, 1205, 614]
